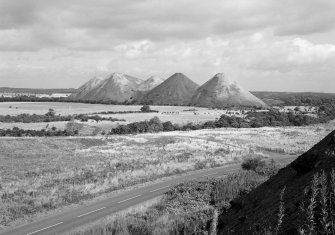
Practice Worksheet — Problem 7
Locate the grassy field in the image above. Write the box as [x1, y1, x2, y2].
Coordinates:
[0, 102, 209, 116]
[0, 121, 334, 229]
[0, 102, 227, 129]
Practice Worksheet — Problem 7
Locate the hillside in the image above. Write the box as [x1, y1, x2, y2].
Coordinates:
[138, 76, 165, 92]
[218, 130, 335, 234]
[191, 73, 267, 108]
[252, 91, 335, 106]
[134, 76, 165, 101]
[139, 73, 199, 105]
[72, 77, 105, 100]
[72, 73, 143, 102]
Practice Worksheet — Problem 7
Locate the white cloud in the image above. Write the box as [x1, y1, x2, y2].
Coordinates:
[0, 0, 334, 92]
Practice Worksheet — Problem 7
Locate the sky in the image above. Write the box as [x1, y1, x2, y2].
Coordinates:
[0, 0, 335, 92]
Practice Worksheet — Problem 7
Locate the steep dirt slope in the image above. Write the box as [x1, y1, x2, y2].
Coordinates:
[72, 77, 104, 100]
[72, 73, 143, 102]
[218, 130, 335, 234]
[140, 73, 199, 105]
[191, 73, 267, 108]
[134, 76, 165, 100]
[138, 76, 165, 92]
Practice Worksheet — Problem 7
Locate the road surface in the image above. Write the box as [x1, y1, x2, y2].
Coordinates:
[0, 155, 296, 235]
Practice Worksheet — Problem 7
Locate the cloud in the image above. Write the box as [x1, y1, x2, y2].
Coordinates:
[0, 0, 334, 51]
[0, 0, 334, 92]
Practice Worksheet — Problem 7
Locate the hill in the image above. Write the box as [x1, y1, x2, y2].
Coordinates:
[72, 73, 143, 102]
[133, 75, 165, 101]
[139, 73, 199, 105]
[190, 73, 267, 108]
[72, 77, 105, 100]
[138, 76, 165, 92]
[218, 130, 335, 234]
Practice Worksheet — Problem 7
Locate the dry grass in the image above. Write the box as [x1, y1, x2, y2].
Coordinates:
[0, 122, 333, 229]
[0, 102, 245, 128]
[64, 196, 163, 235]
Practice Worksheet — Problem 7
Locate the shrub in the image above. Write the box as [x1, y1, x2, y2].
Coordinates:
[241, 157, 266, 172]
[140, 105, 151, 112]
[242, 157, 280, 177]
[148, 116, 163, 133]
[162, 121, 175, 131]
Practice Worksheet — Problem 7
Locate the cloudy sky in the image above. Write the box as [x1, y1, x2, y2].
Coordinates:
[1, 0, 335, 92]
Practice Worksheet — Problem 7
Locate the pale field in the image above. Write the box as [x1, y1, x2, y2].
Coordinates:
[1, 121, 334, 228]
[0, 102, 233, 130]
[0, 102, 209, 115]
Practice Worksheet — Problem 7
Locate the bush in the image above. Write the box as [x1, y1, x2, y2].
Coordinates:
[242, 157, 280, 177]
[241, 157, 266, 172]
[163, 121, 175, 131]
[140, 105, 151, 112]
[147, 116, 163, 132]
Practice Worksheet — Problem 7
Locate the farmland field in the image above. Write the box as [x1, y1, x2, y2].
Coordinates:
[0, 102, 211, 116]
[0, 121, 334, 229]
[0, 102, 231, 131]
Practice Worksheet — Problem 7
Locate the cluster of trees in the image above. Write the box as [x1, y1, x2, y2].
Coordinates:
[110, 117, 167, 134]
[74, 114, 124, 122]
[0, 113, 73, 123]
[281, 95, 335, 107]
[204, 110, 332, 128]
[252, 91, 335, 106]
[0, 127, 78, 137]
[0, 96, 68, 103]
[0, 110, 124, 123]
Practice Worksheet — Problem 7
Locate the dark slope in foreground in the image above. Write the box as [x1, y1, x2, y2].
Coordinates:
[139, 73, 199, 105]
[218, 130, 335, 234]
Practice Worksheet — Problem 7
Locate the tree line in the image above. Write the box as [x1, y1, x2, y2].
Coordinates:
[0, 112, 125, 123]
[109, 109, 335, 135]
[0, 127, 78, 137]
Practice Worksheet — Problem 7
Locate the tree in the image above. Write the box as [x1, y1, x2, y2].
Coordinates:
[163, 121, 175, 131]
[148, 116, 163, 132]
[46, 108, 56, 117]
[140, 105, 151, 112]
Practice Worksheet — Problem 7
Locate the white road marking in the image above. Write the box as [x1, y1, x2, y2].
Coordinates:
[149, 186, 170, 192]
[26, 222, 63, 235]
[77, 207, 107, 218]
[117, 195, 141, 203]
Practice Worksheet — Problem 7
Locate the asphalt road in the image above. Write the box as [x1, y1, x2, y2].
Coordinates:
[0, 155, 296, 235]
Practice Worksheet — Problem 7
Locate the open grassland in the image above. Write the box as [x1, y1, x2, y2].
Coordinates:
[0, 102, 209, 116]
[0, 102, 226, 130]
[0, 122, 334, 228]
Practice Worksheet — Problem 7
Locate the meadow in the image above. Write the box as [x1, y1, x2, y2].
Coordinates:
[0, 102, 226, 131]
[0, 122, 333, 229]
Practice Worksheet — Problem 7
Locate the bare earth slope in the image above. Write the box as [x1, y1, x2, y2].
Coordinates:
[138, 76, 165, 92]
[191, 73, 267, 108]
[134, 76, 165, 101]
[71, 77, 104, 100]
[72, 73, 143, 102]
[218, 130, 335, 234]
[140, 73, 199, 105]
